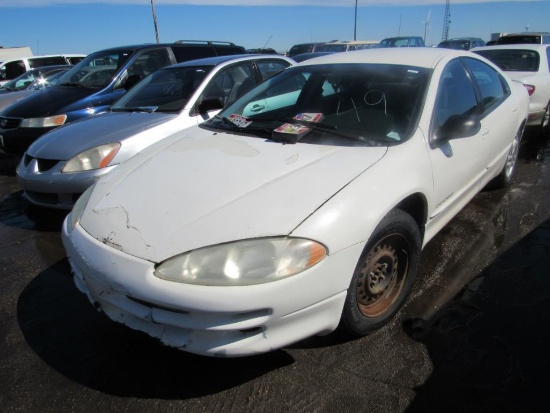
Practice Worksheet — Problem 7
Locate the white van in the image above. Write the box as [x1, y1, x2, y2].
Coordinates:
[0, 54, 85, 85]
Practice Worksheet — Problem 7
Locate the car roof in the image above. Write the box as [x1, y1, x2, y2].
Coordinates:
[162, 54, 292, 69]
[296, 47, 469, 69]
[472, 44, 550, 52]
[381, 36, 422, 40]
[500, 32, 549, 37]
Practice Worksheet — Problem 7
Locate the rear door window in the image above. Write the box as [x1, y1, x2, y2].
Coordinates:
[256, 60, 291, 80]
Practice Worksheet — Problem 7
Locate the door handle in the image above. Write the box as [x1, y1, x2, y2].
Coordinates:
[250, 104, 265, 113]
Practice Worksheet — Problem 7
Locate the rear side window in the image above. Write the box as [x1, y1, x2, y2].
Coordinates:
[256, 60, 291, 80]
[171, 46, 217, 62]
[29, 56, 67, 68]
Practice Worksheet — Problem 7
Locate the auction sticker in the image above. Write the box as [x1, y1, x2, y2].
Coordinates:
[228, 114, 252, 128]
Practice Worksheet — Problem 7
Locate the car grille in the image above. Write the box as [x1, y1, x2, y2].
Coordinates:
[0, 116, 22, 130]
[23, 154, 60, 172]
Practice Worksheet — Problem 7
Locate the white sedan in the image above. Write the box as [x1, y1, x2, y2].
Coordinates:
[62, 48, 529, 357]
[473, 44, 550, 135]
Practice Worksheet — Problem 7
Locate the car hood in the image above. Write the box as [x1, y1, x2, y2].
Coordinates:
[80, 128, 388, 263]
[0, 89, 36, 112]
[0, 85, 95, 118]
[28, 111, 176, 160]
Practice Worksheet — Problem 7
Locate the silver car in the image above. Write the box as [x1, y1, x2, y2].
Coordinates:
[17, 54, 294, 209]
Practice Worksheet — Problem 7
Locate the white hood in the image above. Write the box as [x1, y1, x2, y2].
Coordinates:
[80, 127, 387, 263]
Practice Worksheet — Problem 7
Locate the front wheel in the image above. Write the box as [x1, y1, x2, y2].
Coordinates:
[340, 209, 421, 336]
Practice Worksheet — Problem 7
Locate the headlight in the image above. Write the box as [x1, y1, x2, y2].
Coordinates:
[62, 142, 121, 173]
[20, 114, 67, 128]
[154, 238, 327, 286]
[69, 184, 95, 230]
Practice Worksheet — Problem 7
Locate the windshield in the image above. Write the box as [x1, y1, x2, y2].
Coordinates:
[205, 63, 429, 146]
[28, 68, 70, 90]
[475, 49, 540, 72]
[111, 65, 213, 113]
[3, 68, 43, 91]
[57, 49, 134, 89]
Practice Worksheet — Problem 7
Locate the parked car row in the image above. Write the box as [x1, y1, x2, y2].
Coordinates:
[16, 54, 294, 209]
[287, 36, 426, 57]
[0, 40, 248, 155]
[0, 37, 536, 358]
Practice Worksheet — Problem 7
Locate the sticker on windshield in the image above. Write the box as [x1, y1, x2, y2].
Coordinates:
[273, 123, 312, 144]
[228, 114, 252, 128]
[294, 113, 325, 123]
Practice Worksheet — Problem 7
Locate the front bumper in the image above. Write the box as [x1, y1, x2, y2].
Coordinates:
[62, 217, 360, 357]
[17, 155, 115, 209]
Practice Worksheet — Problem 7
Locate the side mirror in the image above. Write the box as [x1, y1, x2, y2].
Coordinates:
[197, 97, 224, 114]
[123, 74, 143, 90]
[433, 114, 481, 146]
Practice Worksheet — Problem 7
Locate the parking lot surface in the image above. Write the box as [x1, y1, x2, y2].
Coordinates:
[1, 128, 550, 413]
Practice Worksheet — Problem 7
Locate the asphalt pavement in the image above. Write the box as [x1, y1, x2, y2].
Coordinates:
[1, 128, 549, 413]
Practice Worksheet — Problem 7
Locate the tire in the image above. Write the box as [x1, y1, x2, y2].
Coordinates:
[340, 209, 421, 336]
[541, 102, 550, 138]
[485, 126, 522, 190]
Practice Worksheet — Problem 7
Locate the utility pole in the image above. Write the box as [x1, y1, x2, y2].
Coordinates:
[150, 0, 160, 44]
[441, 0, 451, 42]
[354, 0, 358, 41]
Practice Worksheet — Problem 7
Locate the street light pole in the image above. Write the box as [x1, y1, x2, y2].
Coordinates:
[150, 0, 160, 44]
[354, 0, 358, 40]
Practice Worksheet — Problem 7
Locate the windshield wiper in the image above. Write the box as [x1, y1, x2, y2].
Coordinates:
[112, 107, 155, 113]
[212, 115, 272, 138]
[59, 82, 83, 88]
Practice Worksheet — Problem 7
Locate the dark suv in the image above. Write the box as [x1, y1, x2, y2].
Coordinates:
[438, 37, 486, 50]
[0, 41, 246, 154]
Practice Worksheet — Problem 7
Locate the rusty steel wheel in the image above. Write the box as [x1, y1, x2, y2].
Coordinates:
[340, 209, 421, 336]
[356, 235, 410, 318]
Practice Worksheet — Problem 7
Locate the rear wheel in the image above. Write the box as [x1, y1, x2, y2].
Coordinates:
[340, 209, 421, 336]
[486, 126, 522, 190]
[541, 102, 550, 137]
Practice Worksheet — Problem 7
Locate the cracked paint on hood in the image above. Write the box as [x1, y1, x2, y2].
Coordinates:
[79, 127, 387, 263]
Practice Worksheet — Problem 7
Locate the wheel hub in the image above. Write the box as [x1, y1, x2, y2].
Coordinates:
[358, 245, 398, 304]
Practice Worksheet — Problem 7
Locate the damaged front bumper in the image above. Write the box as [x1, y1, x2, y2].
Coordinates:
[61, 217, 358, 357]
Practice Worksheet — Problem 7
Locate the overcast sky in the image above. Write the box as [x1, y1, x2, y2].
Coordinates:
[1, 0, 547, 54]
